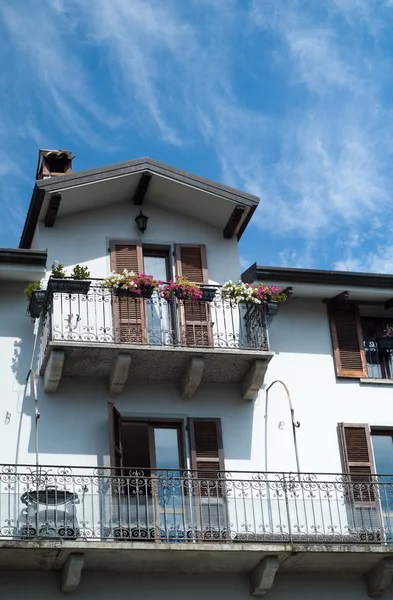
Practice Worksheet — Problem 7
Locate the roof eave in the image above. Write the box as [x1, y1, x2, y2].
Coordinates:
[36, 157, 259, 206]
[242, 264, 393, 290]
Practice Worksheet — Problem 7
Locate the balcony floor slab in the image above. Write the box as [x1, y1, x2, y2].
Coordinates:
[41, 341, 274, 386]
[1, 540, 393, 575]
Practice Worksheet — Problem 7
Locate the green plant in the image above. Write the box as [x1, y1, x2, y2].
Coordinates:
[24, 281, 41, 299]
[51, 260, 66, 279]
[71, 264, 91, 280]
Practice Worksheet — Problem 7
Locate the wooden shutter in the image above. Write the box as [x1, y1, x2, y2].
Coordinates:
[338, 423, 376, 503]
[110, 241, 146, 343]
[328, 303, 367, 378]
[175, 245, 211, 347]
[189, 418, 224, 496]
[108, 402, 123, 475]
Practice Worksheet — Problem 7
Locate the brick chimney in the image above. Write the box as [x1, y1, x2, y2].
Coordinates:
[36, 149, 74, 180]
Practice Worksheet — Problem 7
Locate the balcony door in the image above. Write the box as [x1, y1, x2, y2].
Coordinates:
[109, 411, 185, 540]
[371, 430, 393, 541]
[108, 406, 226, 541]
[143, 251, 172, 345]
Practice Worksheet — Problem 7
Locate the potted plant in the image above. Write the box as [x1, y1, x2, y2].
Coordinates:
[221, 281, 260, 304]
[162, 276, 203, 302]
[47, 261, 91, 295]
[221, 281, 288, 315]
[70, 264, 92, 295]
[24, 281, 46, 319]
[378, 324, 393, 349]
[103, 270, 161, 298]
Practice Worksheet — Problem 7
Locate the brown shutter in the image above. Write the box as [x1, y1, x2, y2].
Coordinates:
[189, 418, 224, 495]
[328, 303, 367, 378]
[338, 423, 376, 503]
[110, 241, 146, 343]
[175, 245, 211, 347]
[108, 402, 123, 474]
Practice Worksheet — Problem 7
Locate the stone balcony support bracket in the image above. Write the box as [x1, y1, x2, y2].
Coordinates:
[109, 353, 132, 395]
[179, 357, 205, 399]
[250, 555, 279, 596]
[366, 557, 393, 598]
[242, 359, 269, 402]
[44, 350, 65, 393]
[60, 553, 85, 594]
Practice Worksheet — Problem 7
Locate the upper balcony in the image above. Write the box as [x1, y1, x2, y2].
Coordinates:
[37, 280, 274, 397]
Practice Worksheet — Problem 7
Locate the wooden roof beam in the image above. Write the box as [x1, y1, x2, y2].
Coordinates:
[323, 291, 349, 304]
[384, 298, 393, 310]
[44, 193, 62, 227]
[132, 172, 151, 205]
[223, 205, 245, 239]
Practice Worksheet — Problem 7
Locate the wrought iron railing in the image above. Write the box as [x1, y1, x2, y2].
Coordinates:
[41, 281, 270, 352]
[364, 340, 393, 379]
[1, 465, 392, 543]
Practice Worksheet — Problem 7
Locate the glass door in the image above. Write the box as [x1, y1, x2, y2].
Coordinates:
[371, 432, 393, 541]
[143, 253, 172, 345]
[152, 427, 185, 541]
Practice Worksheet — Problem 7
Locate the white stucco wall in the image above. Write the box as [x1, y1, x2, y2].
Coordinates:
[0, 572, 389, 600]
[4, 198, 393, 545]
[263, 297, 393, 476]
[34, 201, 241, 285]
[3, 287, 393, 541]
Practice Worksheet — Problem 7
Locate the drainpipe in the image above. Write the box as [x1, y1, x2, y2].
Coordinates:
[26, 369, 40, 473]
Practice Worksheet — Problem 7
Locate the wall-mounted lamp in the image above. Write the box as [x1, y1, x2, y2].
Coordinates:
[135, 210, 148, 234]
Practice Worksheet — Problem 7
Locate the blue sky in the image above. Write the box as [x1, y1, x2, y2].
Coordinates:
[1, 0, 393, 273]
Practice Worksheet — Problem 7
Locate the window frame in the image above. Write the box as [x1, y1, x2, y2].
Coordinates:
[119, 416, 187, 471]
[362, 317, 393, 380]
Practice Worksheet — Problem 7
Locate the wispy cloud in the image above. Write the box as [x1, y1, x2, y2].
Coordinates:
[0, 0, 393, 275]
[239, 0, 393, 271]
[334, 245, 393, 273]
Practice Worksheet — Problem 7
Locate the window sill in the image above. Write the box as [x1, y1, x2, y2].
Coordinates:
[360, 378, 393, 386]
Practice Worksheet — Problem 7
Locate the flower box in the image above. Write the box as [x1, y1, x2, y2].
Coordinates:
[174, 289, 191, 300]
[265, 300, 280, 317]
[27, 290, 47, 319]
[378, 337, 393, 350]
[200, 287, 217, 302]
[47, 278, 91, 295]
[114, 285, 155, 299]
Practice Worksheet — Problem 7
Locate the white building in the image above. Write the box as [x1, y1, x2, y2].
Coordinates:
[1, 149, 393, 598]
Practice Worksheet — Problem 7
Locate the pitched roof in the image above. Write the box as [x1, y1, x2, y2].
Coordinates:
[20, 157, 259, 248]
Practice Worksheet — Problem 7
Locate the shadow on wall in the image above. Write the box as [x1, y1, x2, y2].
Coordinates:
[269, 298, 332, 355]
[25, 377, 108, 465]
[0, 285, 36, 386]
[22, 379, 254, 464]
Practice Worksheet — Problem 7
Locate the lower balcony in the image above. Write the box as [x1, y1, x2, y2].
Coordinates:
[38, 283, 274, 398]
[3, 465, 393, 594]
[1, 466, 393, 545]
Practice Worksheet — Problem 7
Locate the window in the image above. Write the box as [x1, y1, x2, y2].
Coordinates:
[109, 241, 211, 348]
[328, 304, 393, 380]
[143, 249, 172, 345]
[338, 423, 382, 541]
[107, 405, 226, 540]
[121, 421, 184, 473]
[362, 318, 393, 379]
[371, 430, 393, 540]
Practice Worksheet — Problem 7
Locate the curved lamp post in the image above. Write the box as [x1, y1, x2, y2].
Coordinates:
[265, 380, 301, 474]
